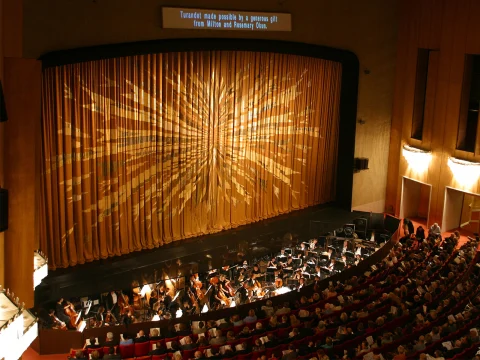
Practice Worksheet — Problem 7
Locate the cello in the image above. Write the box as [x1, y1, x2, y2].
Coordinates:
[217, 287, 231, 307]
[118, 291, 132, 315]
[192, 274, 205, 301]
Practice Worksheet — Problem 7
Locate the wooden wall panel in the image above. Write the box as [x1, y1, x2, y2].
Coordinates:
[387, 0, 480, 229]
[3, 58, 41, 307]
[0, 0, 4, 287]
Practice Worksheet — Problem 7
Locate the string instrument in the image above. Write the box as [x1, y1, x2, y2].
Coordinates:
[191, 274, 205, 301]
[209, 276, 219, 285]
[275, 277, 283, 288]
[132, 287, 142, 310]
[187, 288, 199, 310]
[63, 302, 78, 329]
[118, 291, 132, 315]
[104, 312, 116, 326]
[224, 281, 235, 297]
[217, 288, 231, 307]
[237, 272, 246, 283]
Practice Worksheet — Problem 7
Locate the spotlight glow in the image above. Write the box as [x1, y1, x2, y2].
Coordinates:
[402, 145, 432, 173]
[447, 157, 480, 188]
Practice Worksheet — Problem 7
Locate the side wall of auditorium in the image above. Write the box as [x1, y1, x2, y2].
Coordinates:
[387, 0, 480, 227]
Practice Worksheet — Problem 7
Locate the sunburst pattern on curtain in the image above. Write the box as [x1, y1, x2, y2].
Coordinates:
[40, 51, 342, 269]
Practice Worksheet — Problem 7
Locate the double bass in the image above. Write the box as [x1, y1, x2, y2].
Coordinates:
[63, 301, 79, 329]
[118, 291, 132, 315]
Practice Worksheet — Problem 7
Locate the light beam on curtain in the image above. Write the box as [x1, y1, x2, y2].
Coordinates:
[40, 51, 342, 269]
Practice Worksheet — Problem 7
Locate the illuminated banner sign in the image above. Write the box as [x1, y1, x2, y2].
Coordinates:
[162, 7, 292, 32]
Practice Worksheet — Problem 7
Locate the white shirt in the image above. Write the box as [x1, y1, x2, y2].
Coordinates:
[111, 292, 117, 304]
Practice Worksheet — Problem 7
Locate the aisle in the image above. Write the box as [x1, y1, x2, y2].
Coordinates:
[409, 218, 471, 248]
[22, 347, 67, 360]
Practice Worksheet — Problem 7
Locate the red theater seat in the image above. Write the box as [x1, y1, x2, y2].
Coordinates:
[135, 341, 150, 357]
[118, 343, 135, 358]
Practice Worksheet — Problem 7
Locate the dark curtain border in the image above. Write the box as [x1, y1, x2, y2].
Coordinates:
[39, 38, 358, 209]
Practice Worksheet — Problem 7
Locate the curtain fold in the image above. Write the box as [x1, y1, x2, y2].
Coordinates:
[40, 51, 342, 269]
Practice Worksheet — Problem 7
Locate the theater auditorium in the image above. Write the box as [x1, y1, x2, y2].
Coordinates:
[1, 1, 480, 360]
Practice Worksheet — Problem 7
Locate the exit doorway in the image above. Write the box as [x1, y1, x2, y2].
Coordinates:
[400, 177, 432, 228]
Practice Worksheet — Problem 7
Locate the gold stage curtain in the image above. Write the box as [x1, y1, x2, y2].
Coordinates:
[40, 51, 342, 269]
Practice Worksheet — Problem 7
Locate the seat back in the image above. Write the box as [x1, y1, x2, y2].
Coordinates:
[135, 341, 150, 357]
[119, 343, 135, 358]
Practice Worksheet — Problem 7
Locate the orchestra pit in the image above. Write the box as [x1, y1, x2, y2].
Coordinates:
[1, 1, 480, 360]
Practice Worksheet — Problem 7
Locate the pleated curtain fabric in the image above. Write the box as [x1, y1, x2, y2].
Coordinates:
[40, 51, 342, 269]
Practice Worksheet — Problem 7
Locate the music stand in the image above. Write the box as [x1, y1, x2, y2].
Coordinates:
[353, 218, 368, 239]
[318, 236, 326, 248]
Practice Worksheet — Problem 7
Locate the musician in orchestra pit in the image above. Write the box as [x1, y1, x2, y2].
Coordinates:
[104, 309, 117, 326]
[182, 300, 195, 316]
[328, 258, 336, 271]
[297, 277, 306, 291]
[274, 265, 284, 279]
[121, 309, 135, 326]
[210, 284, 222, 310]
[237, 282, 249, 305]
[327, 248, 334, 259]
[310, 238, 318, 249]
[354, 254, 362, 265]
[47, 309, 65, 329]
[314, 265, 322, 278]
[105, 291, 118, 316]
[55, 298, 71, 325]
[342, 240, 349, 254]
[283, 256, 294, 268]
[300, 262, 309, 274]
[292, 269, 302, 281]
[95, 306, 105, 327]
[218, 274, 230, 294]
[267, 257, 277, 268]
[251, 264, 261, 277]
[299, 242, 307, 252]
